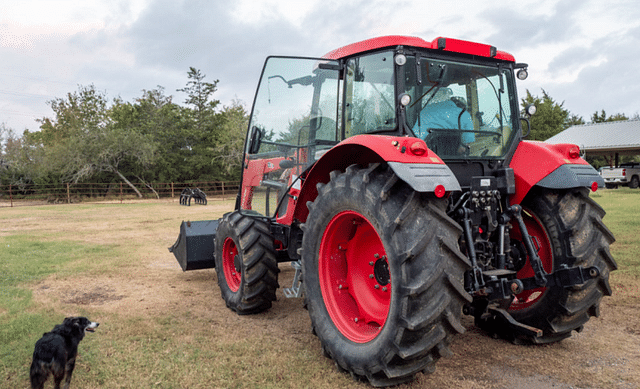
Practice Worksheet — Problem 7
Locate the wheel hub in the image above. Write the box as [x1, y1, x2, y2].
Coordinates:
[234, 254, 242, 273]
[374, 257, 390, 286]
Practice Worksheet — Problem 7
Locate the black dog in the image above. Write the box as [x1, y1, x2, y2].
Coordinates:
[30, 317, 99, 389]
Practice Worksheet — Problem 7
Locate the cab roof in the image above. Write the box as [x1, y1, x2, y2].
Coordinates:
[323, 35, 515, 62]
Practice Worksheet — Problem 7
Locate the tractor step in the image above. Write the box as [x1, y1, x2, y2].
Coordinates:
[283, 261, 303, 298]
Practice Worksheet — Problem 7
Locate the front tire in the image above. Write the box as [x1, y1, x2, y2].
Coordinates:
[214, 211, 279, 314]
[301, 164, 471, 386]
[506, 188, 617, 343]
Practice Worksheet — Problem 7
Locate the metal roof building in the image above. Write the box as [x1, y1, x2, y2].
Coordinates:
[545, 120, 640, 161]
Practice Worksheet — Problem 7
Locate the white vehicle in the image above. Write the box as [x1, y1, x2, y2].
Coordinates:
[601, 162, 640, 188]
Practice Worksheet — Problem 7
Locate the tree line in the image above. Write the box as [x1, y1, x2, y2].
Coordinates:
[1, 74, 638, 192]
[0, 68, 247, 196]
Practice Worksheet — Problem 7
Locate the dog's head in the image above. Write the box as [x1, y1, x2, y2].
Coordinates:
[63, 317, 99, 334]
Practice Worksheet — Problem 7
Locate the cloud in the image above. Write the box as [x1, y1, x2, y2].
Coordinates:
[551, 24, 640, 119]
[483, 0, 583, 48]
[1, 0, 640, 134]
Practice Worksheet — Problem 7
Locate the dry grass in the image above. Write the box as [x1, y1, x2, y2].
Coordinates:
[1, 192, 639, 389]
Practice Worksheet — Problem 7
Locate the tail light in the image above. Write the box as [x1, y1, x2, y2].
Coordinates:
[623, 169, 626, 177]
[568, 146, 580, 159]
[409, 141, 428, 156]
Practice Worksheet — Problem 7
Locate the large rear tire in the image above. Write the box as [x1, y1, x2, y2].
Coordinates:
[301, 164, 472, 387]
[214, 211, 280, 314]
[506, 187, 617, 343]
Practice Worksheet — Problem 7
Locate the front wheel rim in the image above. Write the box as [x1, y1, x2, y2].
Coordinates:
[318, 211, 390, 343]
[222, 237, 241, 292]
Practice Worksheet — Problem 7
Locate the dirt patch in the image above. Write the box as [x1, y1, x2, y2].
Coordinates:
[62, 285, 125, 305]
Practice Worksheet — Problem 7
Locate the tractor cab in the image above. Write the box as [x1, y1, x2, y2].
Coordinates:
[241, 37, 523, 219]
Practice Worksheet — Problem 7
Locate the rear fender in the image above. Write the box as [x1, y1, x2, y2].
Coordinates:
[291, 135, 460, 223]
[509, 141, 603, 204]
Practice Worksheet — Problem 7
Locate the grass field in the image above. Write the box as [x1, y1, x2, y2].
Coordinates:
[1, 190, 639, 389]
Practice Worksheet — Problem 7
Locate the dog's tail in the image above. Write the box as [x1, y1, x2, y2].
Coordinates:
[29, 359, 49, 389]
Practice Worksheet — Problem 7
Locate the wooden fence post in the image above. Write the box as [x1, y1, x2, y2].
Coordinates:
[9, 184, 13, 207]
[171, 182, 174, 198]
[120, 182, 123, 203]
[67, 183, 70, 204]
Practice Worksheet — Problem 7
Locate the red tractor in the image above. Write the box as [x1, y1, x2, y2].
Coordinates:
[170, 36, 616, 387]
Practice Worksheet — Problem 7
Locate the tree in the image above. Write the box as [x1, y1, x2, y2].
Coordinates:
[521, 89, 570, 141]
[0, 123, 17, 183]
[35, 85, 157, 196]
[0, 123, 11, 166]
[566, 114, 585, 127]
[126, 87, 189, 183]
[213, 100, 249, 179]
[176, 67, 231, 181]
[177, 67, 220, 132]
[591, 110, 628, 123]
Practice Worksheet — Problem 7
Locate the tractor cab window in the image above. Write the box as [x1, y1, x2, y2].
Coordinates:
[403, 57, 517, 159]
[344, 51, 396, 137]
[242, 56, 340, 217]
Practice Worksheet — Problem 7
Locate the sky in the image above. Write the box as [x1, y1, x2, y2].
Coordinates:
[1, 0, 639, 135]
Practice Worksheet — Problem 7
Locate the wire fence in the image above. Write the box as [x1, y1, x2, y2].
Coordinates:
[0, 181, 240, 207]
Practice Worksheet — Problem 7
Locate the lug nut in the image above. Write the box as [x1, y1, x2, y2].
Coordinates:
[374, 284, 380, 289]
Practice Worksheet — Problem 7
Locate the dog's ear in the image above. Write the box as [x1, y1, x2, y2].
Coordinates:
[63, 317, 80, 327]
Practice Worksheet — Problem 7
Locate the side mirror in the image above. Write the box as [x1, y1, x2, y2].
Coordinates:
[248, 126, 263, 154]
[520, 104, 536, 138]
[520, 117, 532, 139]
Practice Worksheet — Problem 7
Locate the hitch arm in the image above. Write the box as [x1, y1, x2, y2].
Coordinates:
[520, 266, 601, 290]
[461, 208, 482, 290]
[509, 205, 547, 286]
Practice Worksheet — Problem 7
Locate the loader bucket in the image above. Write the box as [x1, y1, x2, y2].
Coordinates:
[169, 220, 218, 271]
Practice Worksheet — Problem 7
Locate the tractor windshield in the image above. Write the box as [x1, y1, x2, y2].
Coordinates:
[403, 56, 517, 159]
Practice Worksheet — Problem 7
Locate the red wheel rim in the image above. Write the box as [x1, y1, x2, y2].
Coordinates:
[319, 211, 390, 343]
[509, 208, 553, 311]
[222, 237, 241, 292]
